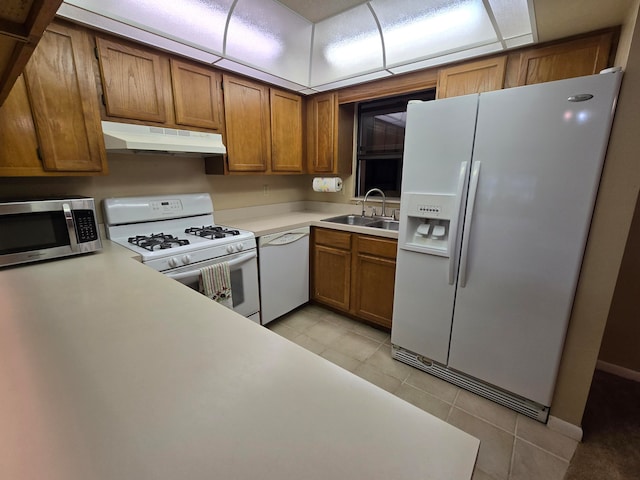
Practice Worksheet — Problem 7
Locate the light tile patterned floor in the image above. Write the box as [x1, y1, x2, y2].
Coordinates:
[266, 304, 578, 480]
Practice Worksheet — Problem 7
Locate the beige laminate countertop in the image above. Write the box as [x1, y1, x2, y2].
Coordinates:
[225, 210, 400, 239]
[0, 241, 478, 480]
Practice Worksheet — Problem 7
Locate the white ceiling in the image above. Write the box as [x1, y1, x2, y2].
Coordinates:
[277, 0, 369, 23]
[56, 0, 635, 94]
[279, 0, 635, 41]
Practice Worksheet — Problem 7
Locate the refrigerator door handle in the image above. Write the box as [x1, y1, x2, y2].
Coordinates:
[459, 161, 481, 288]
[448, 161, 470, 285]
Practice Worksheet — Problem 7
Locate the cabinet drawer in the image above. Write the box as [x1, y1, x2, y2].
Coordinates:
[314, 228, 351, 250]
[356, 236, 397, 259]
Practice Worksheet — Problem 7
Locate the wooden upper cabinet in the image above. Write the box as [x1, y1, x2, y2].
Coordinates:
[0, 75, 43, 175]
[23, 22, 106, 172]
[222, 75, 270, 172]
[437, 56, 507, 99]
[0, 0, 62, 106]
[307, 92, 338, 173]
[516, 31, 614, 86]
[170, 58, 223, 130]
[270, 88, 303, 173]
[96, 37, 167, 123]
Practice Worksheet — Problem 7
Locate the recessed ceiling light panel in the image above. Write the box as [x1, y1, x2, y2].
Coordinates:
[66, 0, 233, 54]
[371, 0, 498, 67]
[311, 4, 384, 86]
[226, 0, 312, 85]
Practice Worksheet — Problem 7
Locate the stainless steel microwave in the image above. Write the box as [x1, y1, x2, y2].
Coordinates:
[0, 197, 102, 268]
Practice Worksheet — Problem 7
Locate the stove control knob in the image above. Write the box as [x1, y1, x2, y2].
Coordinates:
[227, 245, 236, 253]
[168, 257, 180, 268]
[182, 255, 192, 265]
[236, 243, 244, 251]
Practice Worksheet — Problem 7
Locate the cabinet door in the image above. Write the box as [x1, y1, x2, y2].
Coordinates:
[24, 22, 106, 172]
[270, 88, 302, 172]
[313, 244, 351, 311]
[170, 58, 223, 130]
[312, 228, 352, 311]
[0, 75, 43, 175]
[307, 92, 338, 173]
[437, 56, 506, 99]
[516, 32, 613, 86]
[223, 75, 270, 172]
[0, 0, 61, 106]
[352, 235, 397, 328]
[96, 37, 167, 123]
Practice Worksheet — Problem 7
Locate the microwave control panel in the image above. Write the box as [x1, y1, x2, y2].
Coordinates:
[73, 210, 99, 243]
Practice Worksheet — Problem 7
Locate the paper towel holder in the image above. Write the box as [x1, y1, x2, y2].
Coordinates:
[312, 177, 343, 192]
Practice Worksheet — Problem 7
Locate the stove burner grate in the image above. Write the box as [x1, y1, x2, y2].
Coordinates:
[128, 233, 190, 252]
[185, 225, 241, 239]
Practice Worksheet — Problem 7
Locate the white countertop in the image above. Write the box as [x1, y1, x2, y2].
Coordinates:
[227, 210, 400, 239]
[0, 241, 478, 480]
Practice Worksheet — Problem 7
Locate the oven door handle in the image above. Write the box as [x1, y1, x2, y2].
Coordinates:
[165, 251, 257, 281]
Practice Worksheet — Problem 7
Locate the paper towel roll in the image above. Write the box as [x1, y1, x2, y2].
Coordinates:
[313, 177, 343, 192]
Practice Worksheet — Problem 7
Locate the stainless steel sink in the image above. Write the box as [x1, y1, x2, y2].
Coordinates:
[321, 214, 378, 226]
[367, 219, 400, 231]
[321, 214, 399, 231]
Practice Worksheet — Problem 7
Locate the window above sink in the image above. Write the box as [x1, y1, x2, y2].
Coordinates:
[355, 89, 435, 198]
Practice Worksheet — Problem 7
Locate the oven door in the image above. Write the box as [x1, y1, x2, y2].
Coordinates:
[165, 250, 260, 322]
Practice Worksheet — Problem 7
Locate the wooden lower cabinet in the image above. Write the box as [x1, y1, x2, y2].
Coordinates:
[351, 235, 397, 329]
[312, 229, 352, 311]
[311, 227, 397, 329]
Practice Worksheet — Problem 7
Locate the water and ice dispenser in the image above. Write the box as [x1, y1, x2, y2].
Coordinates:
[399, 193, 459, 257]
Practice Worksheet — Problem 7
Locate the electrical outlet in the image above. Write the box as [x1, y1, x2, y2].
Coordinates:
[263, 184, 270, 196]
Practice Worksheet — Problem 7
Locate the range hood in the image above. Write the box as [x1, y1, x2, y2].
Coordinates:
[101, 121, 226, 156]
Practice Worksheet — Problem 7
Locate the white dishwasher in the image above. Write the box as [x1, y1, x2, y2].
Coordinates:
[258, 226, 310, 325]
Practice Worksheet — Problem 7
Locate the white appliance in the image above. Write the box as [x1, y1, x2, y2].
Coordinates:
[101, 121, 227, 156]
[103, 193, 260, 322]
[391, 71, 622, 422]
[258, 227, 310, 325]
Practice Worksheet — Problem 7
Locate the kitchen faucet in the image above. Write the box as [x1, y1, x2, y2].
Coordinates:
[362, 188, 386, 217]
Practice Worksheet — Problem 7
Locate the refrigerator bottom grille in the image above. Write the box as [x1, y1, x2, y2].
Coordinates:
[391, 345, 549, 423]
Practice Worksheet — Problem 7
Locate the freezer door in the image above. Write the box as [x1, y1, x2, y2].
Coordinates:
[391, 94, 478, 364]
[448, 72, 622, 405]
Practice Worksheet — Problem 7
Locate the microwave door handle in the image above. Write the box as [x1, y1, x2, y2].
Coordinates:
[62, 203, 78, 251]
[166, 251, 257, 281]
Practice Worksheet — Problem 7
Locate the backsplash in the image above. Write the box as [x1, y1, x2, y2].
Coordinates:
[0, 153, 315, 222]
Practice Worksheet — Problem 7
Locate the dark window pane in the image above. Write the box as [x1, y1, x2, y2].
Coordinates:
[356, 89, 435, 197]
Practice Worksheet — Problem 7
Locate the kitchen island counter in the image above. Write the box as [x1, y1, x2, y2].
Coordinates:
[0, 241, 478, 480]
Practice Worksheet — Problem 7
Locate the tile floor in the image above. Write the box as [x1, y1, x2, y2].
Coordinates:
[267, 304, 578, 480]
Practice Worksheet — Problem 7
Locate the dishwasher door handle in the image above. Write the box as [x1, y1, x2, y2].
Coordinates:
[262, 231, 309, 247]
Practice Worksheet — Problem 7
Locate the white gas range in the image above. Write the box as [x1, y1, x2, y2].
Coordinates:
[103, 193, 260, 323]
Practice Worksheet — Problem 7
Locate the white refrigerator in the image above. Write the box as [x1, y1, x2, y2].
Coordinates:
[391, 71, 622, 421]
